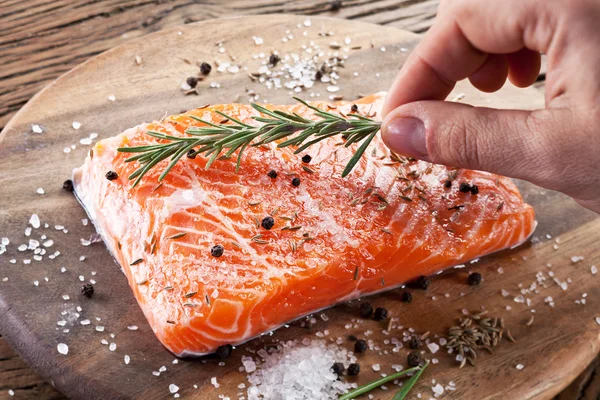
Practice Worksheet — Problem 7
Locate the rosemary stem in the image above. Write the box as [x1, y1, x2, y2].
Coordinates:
[337, 365, 423, 400]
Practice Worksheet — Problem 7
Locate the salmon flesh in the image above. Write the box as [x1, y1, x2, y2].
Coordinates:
[72, 93, 535, 356]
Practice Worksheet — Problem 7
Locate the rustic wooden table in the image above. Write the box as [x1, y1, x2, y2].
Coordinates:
[0, 1, 598, 399]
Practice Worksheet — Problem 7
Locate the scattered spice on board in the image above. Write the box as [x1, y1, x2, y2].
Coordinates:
[81, 283, 94, 298]
[359, 302, 373, 318]
[347, 363, 360, 376]
[401, 291, 413, 303]
[354, 339, 367, 353]
[407, 351, 421, 367]
[62, 179, 74, 192]
[199, 62, 212, 75]
[215, 344, 233, 360]
[373, 307, 388, 321]
[468, 272, 482, 286]
[408, 275, 430, 290]
[445, 310, 513, 368]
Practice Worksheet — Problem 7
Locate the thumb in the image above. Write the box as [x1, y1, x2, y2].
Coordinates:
[380, 101, 569, 189]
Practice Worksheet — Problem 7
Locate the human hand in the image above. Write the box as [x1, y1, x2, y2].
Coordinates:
[381, 0, 600, 213]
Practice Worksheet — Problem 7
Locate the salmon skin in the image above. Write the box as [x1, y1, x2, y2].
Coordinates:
[72, 93, 535, 357]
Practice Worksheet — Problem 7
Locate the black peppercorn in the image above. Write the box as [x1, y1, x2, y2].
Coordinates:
[408, 275, 430, 290]
[347, 334, 358, 342]
[291, 177, 301, 187]
[468, 272, 482, 286]
[315, 70, 323, 81]
[269, 53, 281, 66]
[267, 170, 278, 179]
[301, 154, 312, 163]
[210, 244, 224, 257]
[347, 363, 360, 376]
[215, 344, 233, 360]
[401, 291, 413, 303]
[186, 149, 197, 159]
[359, 302, 373, 318]
[186, 76, 198, 88]
[332, 362, 345, 376]
[373, 307, 388, 321]
[200, 62, 212, 75]
[407, 351, 421, 367]
[409, 337, 421, 349]
[444, 180, 452, 189]
[459, 182, 471, 193]
[330, 0, 343, 11]
[350, 104, 358, 113]
[354, 339, 368, 353]
[81, 283, 94, 298]
[470, 184, 479, 195]
[261, 216, 275, 230]
[105, 171, 118, 181]
[62, 179, 74, 192]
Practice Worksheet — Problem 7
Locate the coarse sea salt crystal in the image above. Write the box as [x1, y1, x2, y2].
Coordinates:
[592, 265, 598, 275]
[1, 237, 8, 246]
[37, 187, 45, 194]
[372, 364, 380, 371]
[109, 343, 117, 351]
[427, 343, 440, 354]
[8, 389, 15, 396]
[211, 377, 220, 388]
[595, 317, 600, 326]
[516, 364, 525, 370]
[108, 95, 116, 102]
[124, 355, 130, 365]
[127, 325, 138, 331]
[80, 137, 92, 145]
[72, 121, 81, 130]
[29, 214, 40, 229]
[32, 124, 43, 133]
[80, 319, 91, 325]
[252, 36, 263, 45]
[169, 384, 179, 393]
[57, 343, 68, 355]
[432, 383, 444, 395]
[96, 326, 105, 332]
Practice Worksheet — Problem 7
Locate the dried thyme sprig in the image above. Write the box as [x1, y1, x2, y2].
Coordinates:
[117, 98, 381, 186]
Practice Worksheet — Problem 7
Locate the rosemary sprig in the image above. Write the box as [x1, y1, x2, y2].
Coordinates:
[337, 363, 428, 400]
[117, 98, 381, 186]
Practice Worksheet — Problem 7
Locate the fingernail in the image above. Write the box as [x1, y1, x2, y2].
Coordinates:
[382, 117, 428, 160]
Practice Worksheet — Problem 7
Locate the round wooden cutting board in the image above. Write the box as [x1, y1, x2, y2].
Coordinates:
[0, 15, 599, 400]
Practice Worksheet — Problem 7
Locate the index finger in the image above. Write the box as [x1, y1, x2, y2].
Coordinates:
[382, 0, 546, 116]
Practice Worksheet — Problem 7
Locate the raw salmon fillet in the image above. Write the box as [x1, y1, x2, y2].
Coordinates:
[73, 93, 535, 356]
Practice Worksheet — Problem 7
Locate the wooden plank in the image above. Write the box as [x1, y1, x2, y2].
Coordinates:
[0, 0, 435, 130]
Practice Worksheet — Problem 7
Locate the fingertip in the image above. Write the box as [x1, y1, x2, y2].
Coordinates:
[507, 49, 542, 88]
[468, 54, 509, 93]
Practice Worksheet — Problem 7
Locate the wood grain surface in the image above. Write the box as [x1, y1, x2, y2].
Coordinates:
[0, 2, 597, 400]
